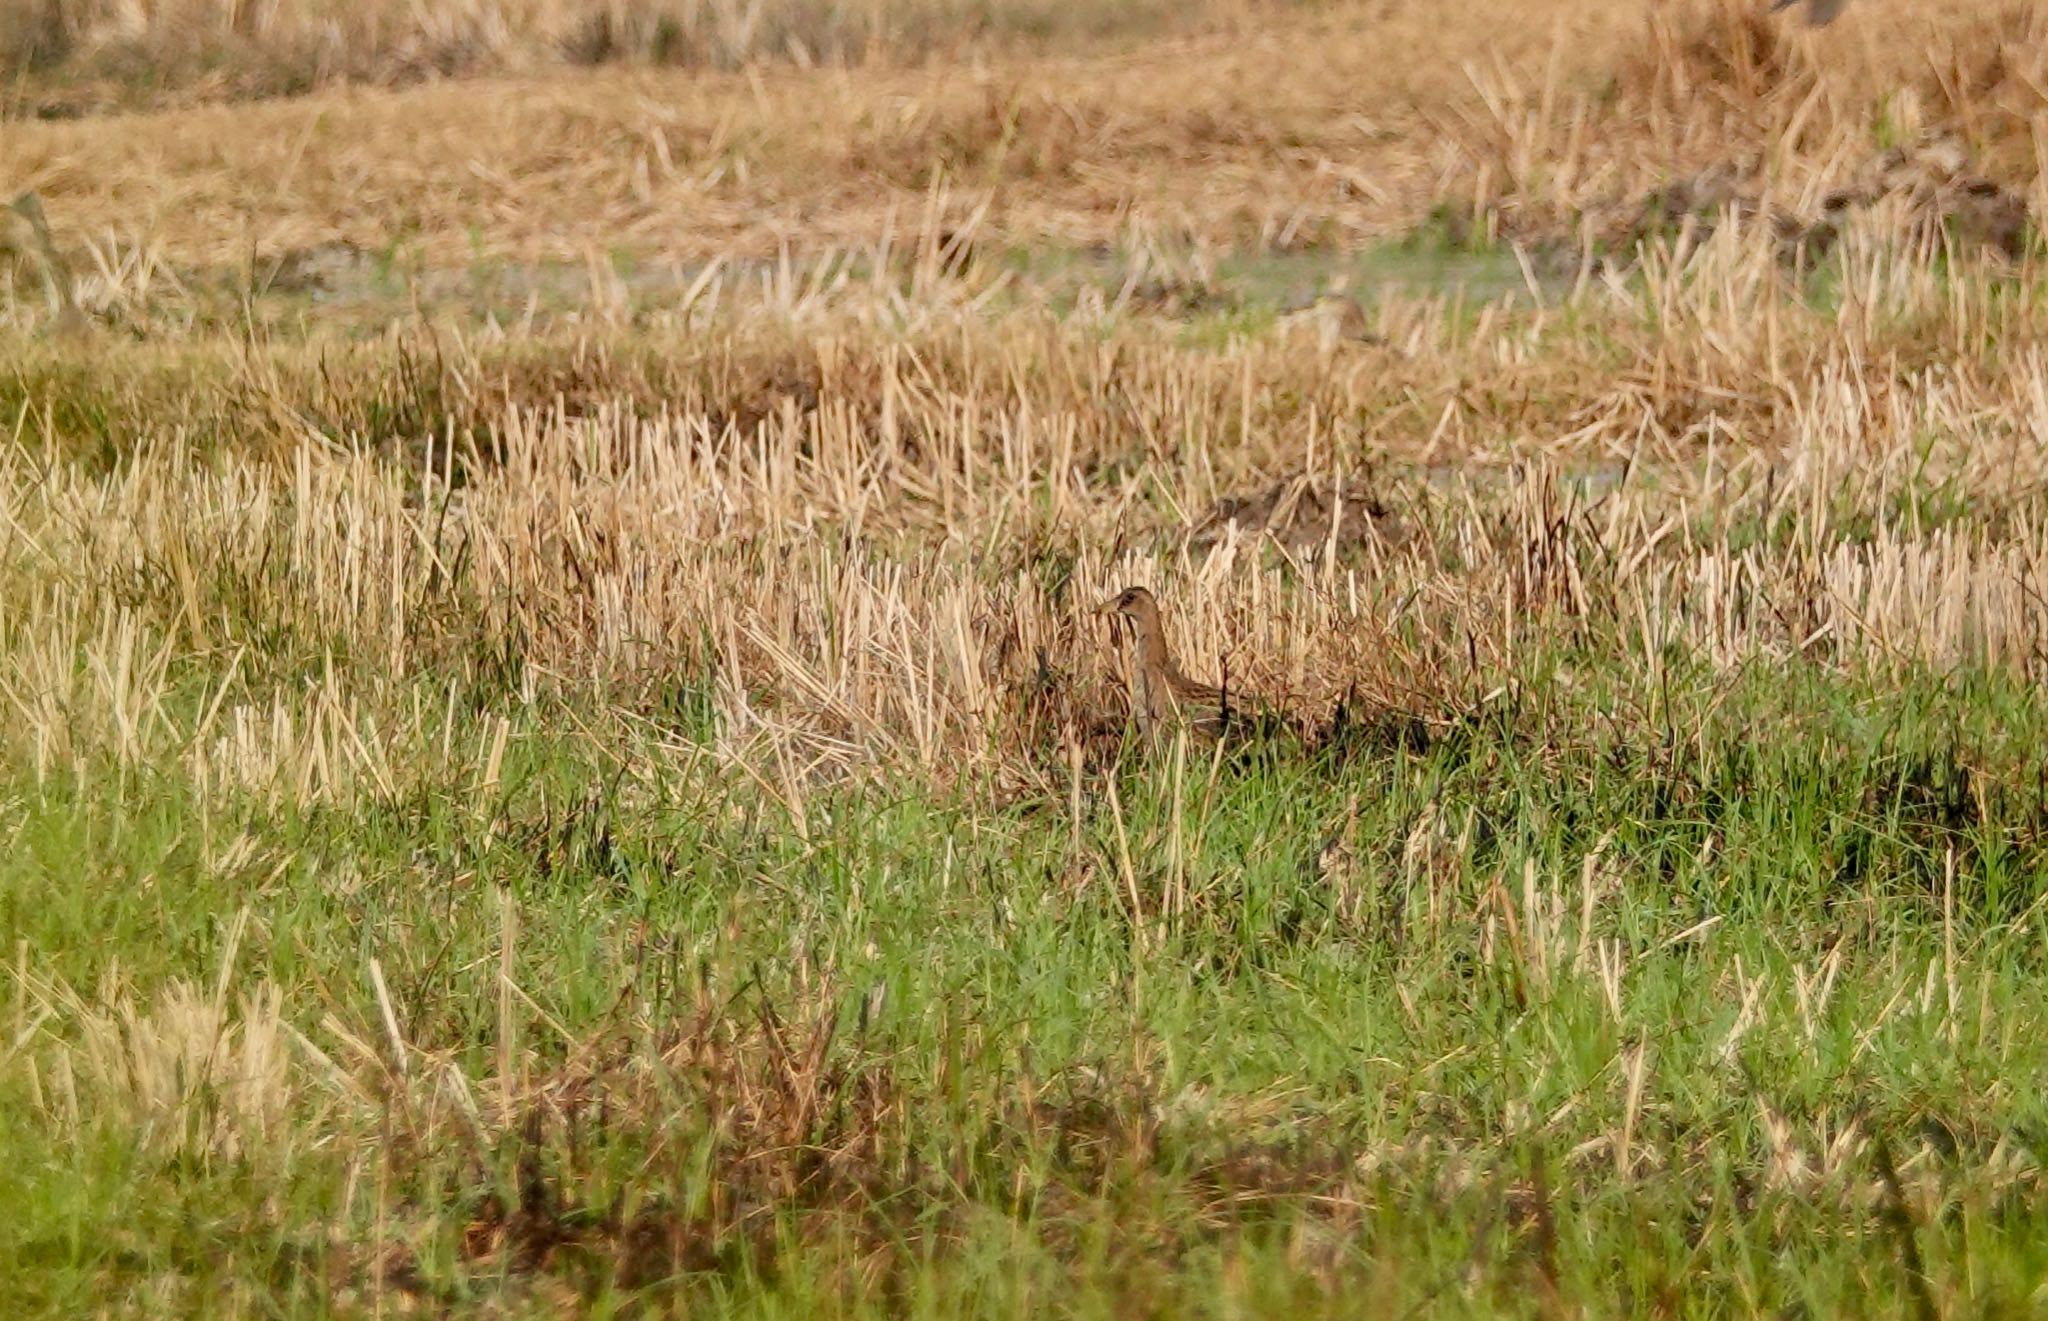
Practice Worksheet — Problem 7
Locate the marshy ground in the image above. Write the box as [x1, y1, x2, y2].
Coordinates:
[6, 0, 2048, 1314]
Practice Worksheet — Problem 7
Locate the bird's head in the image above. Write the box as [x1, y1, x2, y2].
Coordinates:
[1099, 585, 1160, 622]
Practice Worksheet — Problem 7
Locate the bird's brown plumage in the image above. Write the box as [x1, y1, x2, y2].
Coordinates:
[1100, 586, 1236, 738]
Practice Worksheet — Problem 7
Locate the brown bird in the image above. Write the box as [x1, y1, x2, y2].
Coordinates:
[1769, 0, 1847, 26]
[1099, 586, 1240, 739]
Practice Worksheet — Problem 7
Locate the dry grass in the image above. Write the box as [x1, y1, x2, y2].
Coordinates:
[5, 216, 2048, 790]
[4, 0, 2041, 270]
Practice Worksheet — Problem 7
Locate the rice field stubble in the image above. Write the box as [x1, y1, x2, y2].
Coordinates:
[7, 0, 2048, 1315]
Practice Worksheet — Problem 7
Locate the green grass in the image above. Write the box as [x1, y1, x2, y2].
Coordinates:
[7, 632, 2048, 1315]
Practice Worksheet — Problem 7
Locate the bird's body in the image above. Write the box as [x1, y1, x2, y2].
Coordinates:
[1101, 586, 1237, 739]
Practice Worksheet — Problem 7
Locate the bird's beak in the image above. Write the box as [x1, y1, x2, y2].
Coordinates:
[1096, 597, 1121, 616]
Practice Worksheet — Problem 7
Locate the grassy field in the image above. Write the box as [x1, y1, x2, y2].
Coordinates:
[7, 0, 2048, 1314]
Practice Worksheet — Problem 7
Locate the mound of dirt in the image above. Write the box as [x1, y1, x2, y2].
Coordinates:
[1841, 137, 2033, 259]
[1589, 133, 2033, 267]
[1189, 475, 1400, 558]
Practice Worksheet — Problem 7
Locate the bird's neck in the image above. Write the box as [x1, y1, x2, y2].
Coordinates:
[1134, 620, 1173, 675]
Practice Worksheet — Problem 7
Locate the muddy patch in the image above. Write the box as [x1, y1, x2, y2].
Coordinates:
[1190, 474, 1401, 558]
